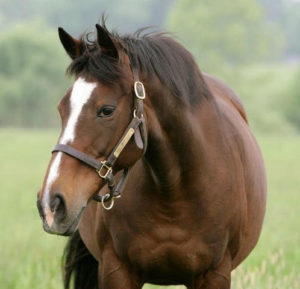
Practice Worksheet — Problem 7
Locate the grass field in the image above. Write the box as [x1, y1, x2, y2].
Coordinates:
[0, 128, 299, 289]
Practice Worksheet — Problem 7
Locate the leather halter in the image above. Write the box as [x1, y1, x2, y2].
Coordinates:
[52, 71, 147, 210]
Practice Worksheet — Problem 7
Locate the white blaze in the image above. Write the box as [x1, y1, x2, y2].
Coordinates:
[42, 77, 97, 214]
[60, 78, 97, 144]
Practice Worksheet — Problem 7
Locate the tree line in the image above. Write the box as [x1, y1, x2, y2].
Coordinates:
[0, 0, 299, 131]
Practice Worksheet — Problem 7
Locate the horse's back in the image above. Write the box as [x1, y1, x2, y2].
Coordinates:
[203, 73, 248, 124]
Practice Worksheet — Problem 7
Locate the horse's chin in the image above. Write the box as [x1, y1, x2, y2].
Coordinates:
[42, 205, 86, 236]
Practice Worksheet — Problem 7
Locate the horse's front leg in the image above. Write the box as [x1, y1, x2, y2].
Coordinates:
[99, 246, 142, 289]
[193, 250, 232, 289]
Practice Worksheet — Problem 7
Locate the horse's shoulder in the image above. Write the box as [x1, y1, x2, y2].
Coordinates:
[203, 73, 248, 124]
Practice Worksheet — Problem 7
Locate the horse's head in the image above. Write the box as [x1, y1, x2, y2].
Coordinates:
[37, 24, 146, 235]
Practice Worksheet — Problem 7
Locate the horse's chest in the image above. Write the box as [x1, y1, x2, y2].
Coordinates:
[113, 224, 215, 282]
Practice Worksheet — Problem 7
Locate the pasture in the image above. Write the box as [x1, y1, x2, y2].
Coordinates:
[0, 128, 299, 289]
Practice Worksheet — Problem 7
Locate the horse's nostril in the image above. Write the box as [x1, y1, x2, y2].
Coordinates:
[52, 196, 61, 211]
[51, 194, 67, 223]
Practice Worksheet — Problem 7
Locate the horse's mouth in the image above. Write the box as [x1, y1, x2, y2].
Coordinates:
[62, 206, 86, 236]
[43, 205, 86, 236]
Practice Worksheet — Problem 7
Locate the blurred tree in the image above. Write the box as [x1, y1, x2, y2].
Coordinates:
[281, 1, 300, 57]
[166, 0, 284, 72]
[0, 22, 69, 127]
[284, 68, 300, 130]
[259, 0, 300, 57]
[0, 0, 174, 34]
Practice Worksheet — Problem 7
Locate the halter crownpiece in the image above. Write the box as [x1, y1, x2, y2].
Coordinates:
[52, 74, 147, 210]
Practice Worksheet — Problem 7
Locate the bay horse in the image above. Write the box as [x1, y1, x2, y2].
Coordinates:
[37, 21, 267, 289]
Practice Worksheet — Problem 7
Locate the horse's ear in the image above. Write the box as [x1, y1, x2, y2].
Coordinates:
[95, 24, 118, 59]
[58, 27, 84, 59]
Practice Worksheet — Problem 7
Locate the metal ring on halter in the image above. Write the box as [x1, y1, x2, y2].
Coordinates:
[101, 194, 115, 210]
[133, 109, 143, 119]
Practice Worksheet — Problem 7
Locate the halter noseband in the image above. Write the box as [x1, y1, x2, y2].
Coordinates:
[52, 71, 147, 210]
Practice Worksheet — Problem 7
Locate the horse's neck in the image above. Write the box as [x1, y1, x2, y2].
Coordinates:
[143, 83, 221, 199]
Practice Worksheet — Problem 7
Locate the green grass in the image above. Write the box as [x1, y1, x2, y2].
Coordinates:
[0, 129, 299, 288]
[0, 129, 65, 289]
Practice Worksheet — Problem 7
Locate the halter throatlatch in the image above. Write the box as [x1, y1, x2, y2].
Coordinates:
[52, 71, 147, 210]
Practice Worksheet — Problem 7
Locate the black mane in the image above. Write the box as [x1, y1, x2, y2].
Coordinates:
[67, 24, 212, 105]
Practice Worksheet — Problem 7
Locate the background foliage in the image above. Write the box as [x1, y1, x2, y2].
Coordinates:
[167, 0, 283, 68]
[0, 0, 299, 132]
[0, 22, 68, 127]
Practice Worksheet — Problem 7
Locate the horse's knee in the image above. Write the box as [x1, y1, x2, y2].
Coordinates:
[200, 270, 231, 289]
[99, 264, 142, 289]
[197, 250, 232, 289]
[99, 250, 142, 289]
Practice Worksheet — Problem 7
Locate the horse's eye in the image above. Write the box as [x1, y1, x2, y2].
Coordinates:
[96, 106, 116, 118]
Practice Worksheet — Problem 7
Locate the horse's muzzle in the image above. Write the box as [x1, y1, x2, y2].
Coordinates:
[36, 191, 85, 236]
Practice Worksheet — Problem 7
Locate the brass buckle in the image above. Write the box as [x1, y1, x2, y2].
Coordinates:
[97, 161, 112, 179]
[134, 81, 146, 100]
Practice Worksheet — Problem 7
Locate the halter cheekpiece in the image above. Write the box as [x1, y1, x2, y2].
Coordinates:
[52, 70, 147, 210]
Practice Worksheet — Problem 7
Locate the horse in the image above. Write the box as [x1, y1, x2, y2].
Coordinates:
[37, 21, 267, 289]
